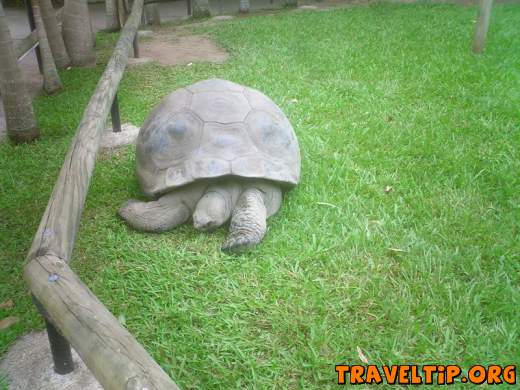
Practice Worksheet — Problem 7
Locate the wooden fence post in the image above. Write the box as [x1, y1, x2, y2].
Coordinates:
[111, 93, 122, 132]
[473, 0, 493, 54]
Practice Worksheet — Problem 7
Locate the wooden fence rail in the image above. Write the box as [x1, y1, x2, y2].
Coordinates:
[23, 0, 180, 388]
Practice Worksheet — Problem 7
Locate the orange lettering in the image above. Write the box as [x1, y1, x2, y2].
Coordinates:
[422, 365, 437, 384]
[398, 365, 410, 384]
[335, 365, 349, 385]
[438, 365, 445, 384]
[410, 365, 422, 384]
[487, 365, 502, 384]
[350, 365, 365, 384]
[365, 365, 383, 384]
[383, 365, 398, 384]
[468, 365, 486, 384]
[446, 365, 461, 384]
[503, 365, 516, 384]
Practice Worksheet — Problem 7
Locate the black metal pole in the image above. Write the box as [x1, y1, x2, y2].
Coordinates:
[32, 296, 74, 375]
[24, 0, 43, 73]
[44, 319, 75, 374]
[111, 93, 122, 132]
[133, 34, 140, 58]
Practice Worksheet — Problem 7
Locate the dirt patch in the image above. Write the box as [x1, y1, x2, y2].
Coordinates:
[0, 331, 102, 390]
[140, 34, 229, 66]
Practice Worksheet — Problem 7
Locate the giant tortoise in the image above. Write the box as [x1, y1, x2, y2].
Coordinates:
[118, 78, 300, 251]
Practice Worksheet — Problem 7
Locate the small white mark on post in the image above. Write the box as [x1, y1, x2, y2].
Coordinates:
[473, 0, 494, 54]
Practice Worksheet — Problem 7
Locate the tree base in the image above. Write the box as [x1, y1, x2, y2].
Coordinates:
[192, 7, 211, 19]
[7, 127, 40, 144]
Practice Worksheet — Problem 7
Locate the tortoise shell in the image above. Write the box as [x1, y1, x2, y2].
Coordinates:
[136, 79, 300, 197]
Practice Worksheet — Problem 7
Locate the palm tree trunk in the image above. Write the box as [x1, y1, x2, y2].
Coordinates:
[0, 1, 39, 143]
[117, 0, 129, 27]
[33, 0, 62, 93]
[62, 0, 95, 66]
[239, 0, 250, 13]
[144, 3, 160, 25]
[39, 0, 70, 68]
[105, 0, 120, 31]
[192, 0, 210, 18]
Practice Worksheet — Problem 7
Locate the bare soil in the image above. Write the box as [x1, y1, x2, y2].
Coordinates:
[139, 34, 229, 66]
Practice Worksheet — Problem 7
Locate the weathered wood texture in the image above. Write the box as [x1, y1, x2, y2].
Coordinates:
[473, 0, 493, 54]
[25, 255, 180, 390]
[24, 0, 180, 387]
[27, 0, 145, 262]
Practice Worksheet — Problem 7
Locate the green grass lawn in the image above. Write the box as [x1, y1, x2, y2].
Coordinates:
[1, 2, 519, 388]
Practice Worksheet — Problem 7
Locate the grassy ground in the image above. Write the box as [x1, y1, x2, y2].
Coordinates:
[1, 2, 519, 388]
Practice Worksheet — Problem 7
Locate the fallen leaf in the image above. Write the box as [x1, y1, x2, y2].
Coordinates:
[290, 98, 298, 103]
[384, 185, 394, 194]
[316, 201, 338, 208]
[357, 346, 369, 364]
[0, 299, 14, 309]
[388, 247, 408, 254]
[0, 316, 19, 330]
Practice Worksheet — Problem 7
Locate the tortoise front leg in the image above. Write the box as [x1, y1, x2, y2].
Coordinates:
[222, 181, 282, 252]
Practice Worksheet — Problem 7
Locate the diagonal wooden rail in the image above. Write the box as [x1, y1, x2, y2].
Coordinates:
[23, 0, 180, 388]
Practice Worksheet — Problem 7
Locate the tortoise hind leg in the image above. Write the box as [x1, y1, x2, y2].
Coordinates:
[118, 182, 206, 232]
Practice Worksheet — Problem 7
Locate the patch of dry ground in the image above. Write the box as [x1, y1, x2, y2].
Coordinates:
[140, 33, 229, 66]
[0, 331, 102, 390]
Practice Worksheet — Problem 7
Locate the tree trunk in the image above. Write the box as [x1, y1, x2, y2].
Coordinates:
[473, 0, 493, 54]
[33, 0, 62, 93]
[144, 3, 160, 25]
[117, 0, 129, 27]
[105, 0, 120, 31]
[0, 1, 39, 143]
[239, 0, 249, 13]
[62, 0, 95, 66]
[192, 0, 210, 18]
[39, 0, 70, 68]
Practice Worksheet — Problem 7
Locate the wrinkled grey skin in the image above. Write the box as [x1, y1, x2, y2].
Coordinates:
[119, 178, 282, 252]
[118, 79, 300, 252]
